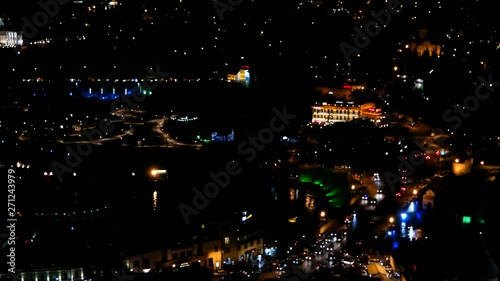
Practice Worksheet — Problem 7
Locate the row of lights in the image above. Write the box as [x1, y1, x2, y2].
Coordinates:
[35, 206, 107, 216]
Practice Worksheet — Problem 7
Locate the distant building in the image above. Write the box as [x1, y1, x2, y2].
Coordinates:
[124, 222, 265, 273]
[311, 101, 383, 124]
[0, 266, 90, 281]
[0, 31, 23, 48]
[422, 189, 435, 210]
[227, 66, 250, 87]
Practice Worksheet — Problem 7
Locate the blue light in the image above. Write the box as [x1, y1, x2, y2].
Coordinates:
[387, 230, 392, 236]
[409, 202, 415, 213]
[401, 213, 407, 220]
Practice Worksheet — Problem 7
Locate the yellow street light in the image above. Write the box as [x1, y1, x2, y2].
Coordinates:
[151, 169, 167, 177]
[413, 189, 418, 195]
[320, 211, 326, 218]
[351, 185, 355, 190]
[389, 217, 394, 224]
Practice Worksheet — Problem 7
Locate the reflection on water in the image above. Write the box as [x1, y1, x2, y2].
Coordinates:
[153, 190, 158, 210]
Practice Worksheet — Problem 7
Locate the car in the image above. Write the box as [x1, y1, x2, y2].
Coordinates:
[377, 188, 383, 193]
[362, 194, 368, 200]
[369, 199, 377, 205]
[373, 173, 380, 181]
[395, 192, 401, 197]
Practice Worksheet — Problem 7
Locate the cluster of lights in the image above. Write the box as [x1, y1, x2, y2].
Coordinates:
[35, 206, 107, 217]
[44, 172, 77, 176]
[16, 162, 30, 169]
[170, 116, 198, 122]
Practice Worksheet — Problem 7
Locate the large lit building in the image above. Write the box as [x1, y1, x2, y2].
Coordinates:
[227, 66, 250, 87]
[311, 101, 383, 124]
[0, 31, 23, 47]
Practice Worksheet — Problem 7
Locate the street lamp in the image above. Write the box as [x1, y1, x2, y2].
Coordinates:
[389, 217, 394, 224]
[150, 169, 167, 178]
[320, 211, 326, 218]
[351, 185, 355, 190]
[413, 189, 417, 195]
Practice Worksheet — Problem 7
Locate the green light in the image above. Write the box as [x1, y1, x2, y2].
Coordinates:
[479, 219, 486, 225]
[462, 216, 471, 224]
[326, 190, 338, 197]
[298, 168, 349, 209]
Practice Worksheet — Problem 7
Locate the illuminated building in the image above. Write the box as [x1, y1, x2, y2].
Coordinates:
[1, 266, 90, 281]
[311, 101, 383, 124]
[0, 31, 23, 48]
[422, 189, 435, 210]
[312, 101, 360, 123]
[124, 221, 264, 273]
[227, 66, 250, 88]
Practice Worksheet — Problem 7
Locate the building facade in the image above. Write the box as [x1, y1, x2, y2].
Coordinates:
[311, 101, 383, 124]
[124, 224, 264, 273]
[0, 267, 89, 281]
[0, 31, 23, 48]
